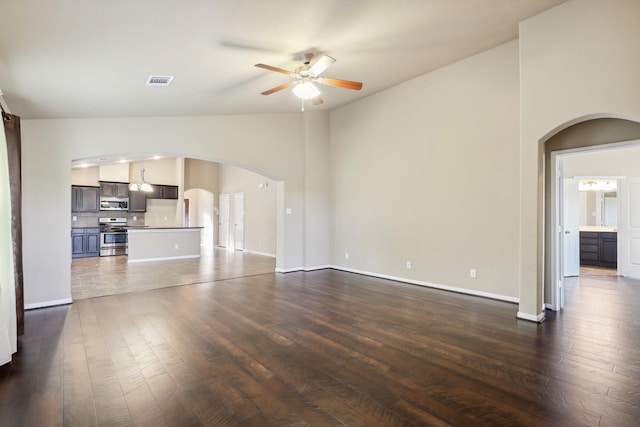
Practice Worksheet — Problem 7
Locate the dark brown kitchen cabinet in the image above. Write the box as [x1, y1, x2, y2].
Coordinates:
[147, 184, 163, 199]
[72, 227, 100, 258]
[128, 189, 147, 212]
[71, 186, 100, 212]
[580, 231, 617, 268]
[147, 184, 179, 199]
[163, 185, 179, 199]
[100, 181, 129, 198]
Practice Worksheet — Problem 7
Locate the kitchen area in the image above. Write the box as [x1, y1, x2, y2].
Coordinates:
[69, 157, 277, 300]
[71, 159, 201, 263]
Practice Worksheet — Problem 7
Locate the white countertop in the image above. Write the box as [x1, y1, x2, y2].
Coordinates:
[579, 226, 617, 232]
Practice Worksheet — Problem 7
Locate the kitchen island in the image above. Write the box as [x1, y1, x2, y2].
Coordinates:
[127, 227, 203, 263]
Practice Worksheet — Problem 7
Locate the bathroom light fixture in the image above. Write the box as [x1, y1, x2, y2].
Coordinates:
[130, 167, 153, 192]
[578, 180, 617, 192]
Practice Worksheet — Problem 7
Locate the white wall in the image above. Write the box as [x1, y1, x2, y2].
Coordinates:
[185, 158, 219, 244]
[185, 158, 219, 194]
[330, 40, 521, 300]
[71, 166, 99, 186]
[21, 113, 329, 307]
[218, 164, 276, 256]
[562, 144, 640, 178]
[184, 188, 214, 247]
[519, 0, 640, 317]
[130, 158, 179, 185]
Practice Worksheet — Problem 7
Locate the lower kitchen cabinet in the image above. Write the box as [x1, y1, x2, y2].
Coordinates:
[72, 227, 100, 258]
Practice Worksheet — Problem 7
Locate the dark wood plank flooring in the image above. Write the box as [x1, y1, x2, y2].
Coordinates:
[1, 269, 639, 426]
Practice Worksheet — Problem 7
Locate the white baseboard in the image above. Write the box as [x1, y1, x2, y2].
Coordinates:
[270, 265, 520, 305]
[516, 311, 546, 322]
[304, 265, 332, 272]
[243, 250, 276, 258]
[328, 265, 519, 304]
[275, 265, 334, 273]
[25, 297, 73, 310]
[275, 266, 304, 273]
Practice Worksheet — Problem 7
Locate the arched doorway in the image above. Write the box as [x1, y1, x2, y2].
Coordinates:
[70, 155, 279, 299]
[543, 118, 640, 310]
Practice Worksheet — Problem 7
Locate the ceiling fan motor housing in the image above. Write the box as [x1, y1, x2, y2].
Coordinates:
[301, 52, 313, 65]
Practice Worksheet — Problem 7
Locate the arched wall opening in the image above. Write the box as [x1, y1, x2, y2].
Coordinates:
[21, 113, 333, 308]
[541, 117, 640, 311]
[71, 153, 281, 254]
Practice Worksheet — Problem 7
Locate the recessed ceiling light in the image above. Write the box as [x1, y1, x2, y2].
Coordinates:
[146, 75, 174, 86]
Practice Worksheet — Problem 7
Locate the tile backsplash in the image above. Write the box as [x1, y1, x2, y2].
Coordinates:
[71, 212, 145, 228]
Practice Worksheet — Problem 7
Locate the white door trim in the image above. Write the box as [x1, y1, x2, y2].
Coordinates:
[549, 139, 639, 311]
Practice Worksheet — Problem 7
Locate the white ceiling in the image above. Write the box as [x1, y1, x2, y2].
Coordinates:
[0, 0, 567, 120]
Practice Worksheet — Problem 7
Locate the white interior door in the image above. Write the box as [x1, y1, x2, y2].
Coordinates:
[563, 178, 580, 277]
[234, 192, 244, 251]
[618, 177, 640, 278]
[219, 194, 230, 248]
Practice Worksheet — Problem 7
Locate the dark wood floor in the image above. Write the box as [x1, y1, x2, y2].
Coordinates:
[1, 268, 639, 426]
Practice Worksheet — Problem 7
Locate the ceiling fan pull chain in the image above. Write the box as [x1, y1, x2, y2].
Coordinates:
[301, 98, 304, 112]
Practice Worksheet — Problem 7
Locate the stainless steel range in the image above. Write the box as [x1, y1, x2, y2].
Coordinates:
[99, 217, 128, 256]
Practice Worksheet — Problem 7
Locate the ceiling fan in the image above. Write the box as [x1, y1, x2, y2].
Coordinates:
[255, 53, 363, 106]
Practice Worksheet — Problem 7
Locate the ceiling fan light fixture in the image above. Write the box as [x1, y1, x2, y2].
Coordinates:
[292, 81, 320, 100]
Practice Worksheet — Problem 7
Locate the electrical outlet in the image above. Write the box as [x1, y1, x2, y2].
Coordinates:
[174, 244, 179, 250]
[406, 261, 412, 269]
[345, 252, 349, 260]
[470, 268, 477, 278]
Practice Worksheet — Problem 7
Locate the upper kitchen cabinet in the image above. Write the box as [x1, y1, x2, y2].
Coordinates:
[71, 186, 100, 212]
[163, 185, 179, 199]
[100, 181, 129, 198]
[147, 184, 179, 200]
[128, 190, 147, 212]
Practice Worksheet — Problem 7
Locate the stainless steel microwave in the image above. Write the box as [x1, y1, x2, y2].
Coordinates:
[100, 197, 129, 211]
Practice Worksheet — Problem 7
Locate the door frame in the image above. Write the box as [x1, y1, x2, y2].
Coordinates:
[233, 192, 245, 251]
[219, 193, 230, 248]
[550, 142, 632, 311]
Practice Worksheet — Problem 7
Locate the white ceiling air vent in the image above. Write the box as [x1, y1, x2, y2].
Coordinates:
[145, 75, 174, 86]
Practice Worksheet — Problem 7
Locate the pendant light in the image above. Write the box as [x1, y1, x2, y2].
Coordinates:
[130, 167, 153, 192]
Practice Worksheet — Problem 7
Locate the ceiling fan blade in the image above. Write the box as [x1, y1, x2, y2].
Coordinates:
[309, 55, 336, 76]
[261, 81, 297, 95]
[255, 63, 295, 76]
[312, 96, 323, 106]
[316, 77, 363, 91]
